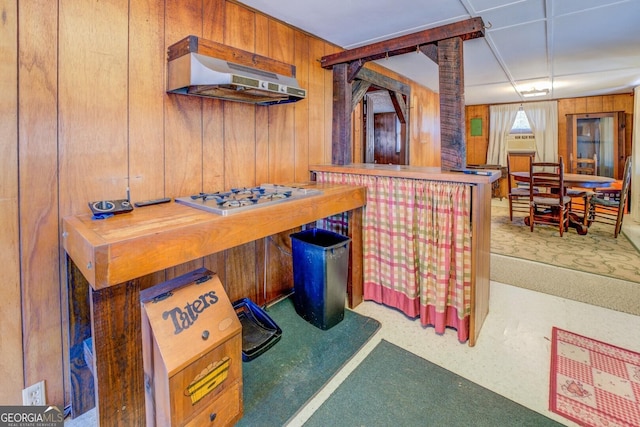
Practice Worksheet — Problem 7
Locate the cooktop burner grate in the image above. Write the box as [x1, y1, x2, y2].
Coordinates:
[176, 184, 322, 215]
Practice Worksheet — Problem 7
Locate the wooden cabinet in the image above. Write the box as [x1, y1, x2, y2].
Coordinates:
[566, 112, 626, 179]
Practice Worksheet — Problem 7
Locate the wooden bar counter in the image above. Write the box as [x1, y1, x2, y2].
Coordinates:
[62, 182, 365, 426]
[311, 162, 501, 184]
[311, 163, 500, 347]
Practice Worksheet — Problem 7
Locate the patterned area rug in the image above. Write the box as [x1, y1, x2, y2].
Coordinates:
[550, 327, 640, 427]
[491, 202, 640, 284]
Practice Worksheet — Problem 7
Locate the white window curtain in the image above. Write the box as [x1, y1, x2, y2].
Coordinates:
[486, 104, 519, 166]
[522, 101, 558, 163]
[486, 100, 558, 166]
[598, 116, 615, 177]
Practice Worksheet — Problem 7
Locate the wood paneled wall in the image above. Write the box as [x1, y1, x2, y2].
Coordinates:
[1, 0, 22, 406]
[18, 0, 62, 409]
[0, 0, 440, 407]
[465, 104, 490, 164]
[465, 94, 634, 165]
[410, 81, 442, 166]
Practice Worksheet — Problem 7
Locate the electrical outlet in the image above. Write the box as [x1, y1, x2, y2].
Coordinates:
[22, 381, 46, 406]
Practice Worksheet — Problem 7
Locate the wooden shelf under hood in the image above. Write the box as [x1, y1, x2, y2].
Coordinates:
[168, 35, 297, 78]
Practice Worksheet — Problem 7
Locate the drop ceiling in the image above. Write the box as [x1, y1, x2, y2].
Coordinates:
[236, 0, 640, 105]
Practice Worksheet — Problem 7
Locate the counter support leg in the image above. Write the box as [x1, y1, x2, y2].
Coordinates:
[66, 257, 95, 417]
[347, 206, 363, 308]
[90, 279, 145, 425]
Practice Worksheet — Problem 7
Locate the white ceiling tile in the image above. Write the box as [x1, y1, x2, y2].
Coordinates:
[552, 3, 640, 75]
[475, 0, 546, 29]
[553, 69, 640, 99]
[465, 81, 522, 105]
[551, 0, 633, 16]
[463, 38, 510, 85]
[485, 20, 549, 80]
[375, 55, 440, 92]
[466, 0, 525, 13]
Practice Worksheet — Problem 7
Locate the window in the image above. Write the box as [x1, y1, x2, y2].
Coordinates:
[510, 109, 533, 134]
[507, 109, 535, 151]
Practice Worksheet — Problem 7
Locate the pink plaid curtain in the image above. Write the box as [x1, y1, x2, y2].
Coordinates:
[316, 172, 472, 342]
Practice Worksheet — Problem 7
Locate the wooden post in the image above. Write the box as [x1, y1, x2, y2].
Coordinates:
[347, 206, 363, 308]
[332, 63, 352, 165]
[90, 280, 145, 425]
[438, 37, 466, 170]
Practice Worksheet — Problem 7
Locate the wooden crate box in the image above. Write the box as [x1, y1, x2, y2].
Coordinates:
[140, 268, 243, 426]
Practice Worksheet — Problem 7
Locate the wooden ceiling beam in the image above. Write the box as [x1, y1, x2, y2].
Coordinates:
[419, 44, 438, 64]
[354, 67, 411, 94]
[389, 91, 407, 124]
[351, 80, 372, 111]
[320, 17, 484, 69]
[347, 61, 365, 82]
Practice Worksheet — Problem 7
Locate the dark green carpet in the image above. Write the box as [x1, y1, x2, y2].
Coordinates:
[236, 296, 381, 426]
[304, 340, 563, 427]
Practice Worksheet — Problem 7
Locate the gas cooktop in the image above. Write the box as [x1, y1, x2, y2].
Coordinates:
[175, 184, 322, 216]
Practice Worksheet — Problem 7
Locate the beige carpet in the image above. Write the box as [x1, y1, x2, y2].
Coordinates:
[490, 199, 640, 316]
[491, 201, 639, 283]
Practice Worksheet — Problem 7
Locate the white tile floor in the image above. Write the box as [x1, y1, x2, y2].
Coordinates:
[287, 281, 640, 426]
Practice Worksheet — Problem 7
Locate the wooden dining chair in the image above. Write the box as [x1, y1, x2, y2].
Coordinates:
[567, 153, 598, 218]
[586, 156, 632, 238]
[569, 153, 598, 175]
[529, 157, 572, 236]
[507, 152, 535, 221]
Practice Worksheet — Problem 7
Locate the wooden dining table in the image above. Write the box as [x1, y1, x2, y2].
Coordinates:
[510, 171, 616, 234]
[511, 172, 616, 189]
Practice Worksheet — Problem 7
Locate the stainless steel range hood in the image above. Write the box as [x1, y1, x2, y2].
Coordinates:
[167, 51, 306, 106]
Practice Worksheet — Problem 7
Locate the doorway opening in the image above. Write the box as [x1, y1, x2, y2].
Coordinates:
[351, 68, 410, 166]
[364, 91, 408, 165]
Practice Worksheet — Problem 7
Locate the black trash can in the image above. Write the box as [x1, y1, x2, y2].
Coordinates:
[290, 228, 351, 330]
